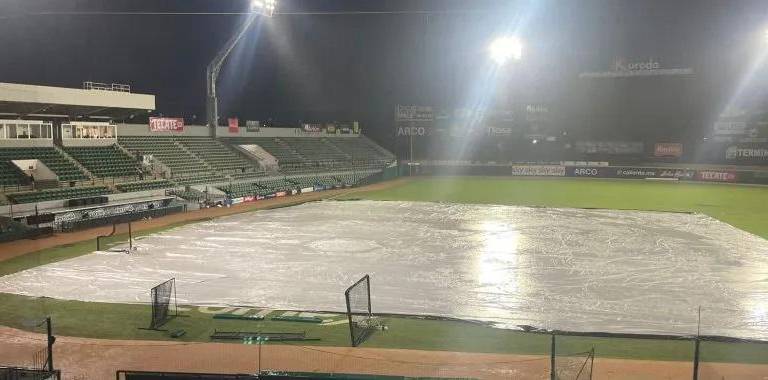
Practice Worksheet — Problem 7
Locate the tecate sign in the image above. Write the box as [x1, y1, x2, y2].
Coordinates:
[149, 117, 184, 132]
[697, 171, 737, 182]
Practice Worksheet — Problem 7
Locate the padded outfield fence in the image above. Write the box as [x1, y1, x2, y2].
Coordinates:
[402, 162, 768, 185]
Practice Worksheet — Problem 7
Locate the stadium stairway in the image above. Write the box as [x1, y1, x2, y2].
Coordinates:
[53, 145, 95, 181]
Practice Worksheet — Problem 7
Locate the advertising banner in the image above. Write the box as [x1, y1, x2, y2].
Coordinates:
[231, 197, 244, 205]
[149, 117, 184, 132]
[325, 124, 336, 134]
[395, 105, 434, 122]
[575, 141, 644, 155]
[265, 193, 276, 199]
[714, 121, 748, 136]
[511, 165, 565, 177]
[613, 167, 658, 178]
[290, 189, 298, 195]
[657, 169, 695, 180]
[654, 143, 683, 157]
[243, 196, 256, 202]
[302, 123, 322, 133]
[725, 145, 768, 161]
[337, 121, 355, 134]
[256, 195, 265, 200]
[566, 167, 610, 178]
[487, 127, 515, 137]
[245, 120, 260, 132]
[228, 118, 239, 133]
[396, 125, 430, 137]
[276, 191, 287, 197]
[696, 170, 737, 182]
[301, 187, 314, 193]
[579, 58, 693, 78]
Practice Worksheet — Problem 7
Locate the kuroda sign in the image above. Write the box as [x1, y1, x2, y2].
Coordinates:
[580, 58, 693, 78]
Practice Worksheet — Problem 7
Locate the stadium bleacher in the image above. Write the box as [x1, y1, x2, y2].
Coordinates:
[0, 147, 88, 182]
[115, 179, 175, 192]
[222, 136, 394, 173]
[117, 136, 212, 177]
[64, 145, 143, 178]
[0, 132, 392, 204]
[0, 161, 27, 187]
[175, 137, 264, 175]
[6, 185, 110, 204]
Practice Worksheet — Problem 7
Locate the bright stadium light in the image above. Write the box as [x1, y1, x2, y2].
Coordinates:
[251, 0, 276, 17]
[207, 0, 275, 136]
[489, 36, 523, 65]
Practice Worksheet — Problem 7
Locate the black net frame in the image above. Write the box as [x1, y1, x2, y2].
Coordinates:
[149, 278, 177, 330]
[345, 274, 373, 347]
[553, 347, 594, 380]
[96, 222, 133, 251]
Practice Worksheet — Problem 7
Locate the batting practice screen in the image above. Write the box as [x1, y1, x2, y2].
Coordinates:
[150, 278, 177, 330]
[345, 274, 372, 347]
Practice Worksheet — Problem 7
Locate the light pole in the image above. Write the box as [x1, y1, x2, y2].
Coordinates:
[206, 0, 276, 137]
[488, 36, 523, 66]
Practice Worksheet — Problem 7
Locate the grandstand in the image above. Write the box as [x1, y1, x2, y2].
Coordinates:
[0, 83, 395, 242]
[117, 136, 224, 182]
[64, 145, 143, 179]
[0, 147, 88, 182]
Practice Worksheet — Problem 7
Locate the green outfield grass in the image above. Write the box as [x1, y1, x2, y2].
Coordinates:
[1, 176, 768, 365]
[344, 177, 768, 239]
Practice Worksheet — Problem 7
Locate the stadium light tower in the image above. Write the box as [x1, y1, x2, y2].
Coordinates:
[206, 0, 276, 137]
[488, 36, 523, 65]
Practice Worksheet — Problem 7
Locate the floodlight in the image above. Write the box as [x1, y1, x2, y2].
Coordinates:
[251, 0, 276, 17]
[489, 36, 523, 65]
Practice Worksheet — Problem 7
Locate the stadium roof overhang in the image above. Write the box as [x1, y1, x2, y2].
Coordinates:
[0, 82, 156, 121]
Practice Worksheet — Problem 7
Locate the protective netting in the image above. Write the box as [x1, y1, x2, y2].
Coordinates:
[150, 278, 176, 329]
[554, 349, 594, 380]
[96, 222, 133, 252]
[345, 275, 373, 346]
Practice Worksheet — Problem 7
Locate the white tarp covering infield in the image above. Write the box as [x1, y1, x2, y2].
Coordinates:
[2, 200, 768, 339]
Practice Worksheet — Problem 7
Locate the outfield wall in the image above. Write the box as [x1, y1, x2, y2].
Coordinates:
[406, 163, 768, 185]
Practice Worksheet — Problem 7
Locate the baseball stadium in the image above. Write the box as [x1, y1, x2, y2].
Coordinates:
[1, 0, 768, 379]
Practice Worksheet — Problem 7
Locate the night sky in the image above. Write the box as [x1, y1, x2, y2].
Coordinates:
[1, 0, 768, 148]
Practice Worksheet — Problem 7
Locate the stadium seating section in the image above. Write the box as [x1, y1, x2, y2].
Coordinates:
[0, 147, 87, 182]
[64, 145, 143, 178]
[0, 135, 393, 204]
[217, 170, 380, 198]
[115, 179, 175, 193]
[0, 161, 27, 187]
[222, 136, 394, 173]
[6, 186, 110, 204]
[174, 137, 263, 175]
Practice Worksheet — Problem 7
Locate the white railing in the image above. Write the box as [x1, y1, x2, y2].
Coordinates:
[82, 81, 131, 93]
